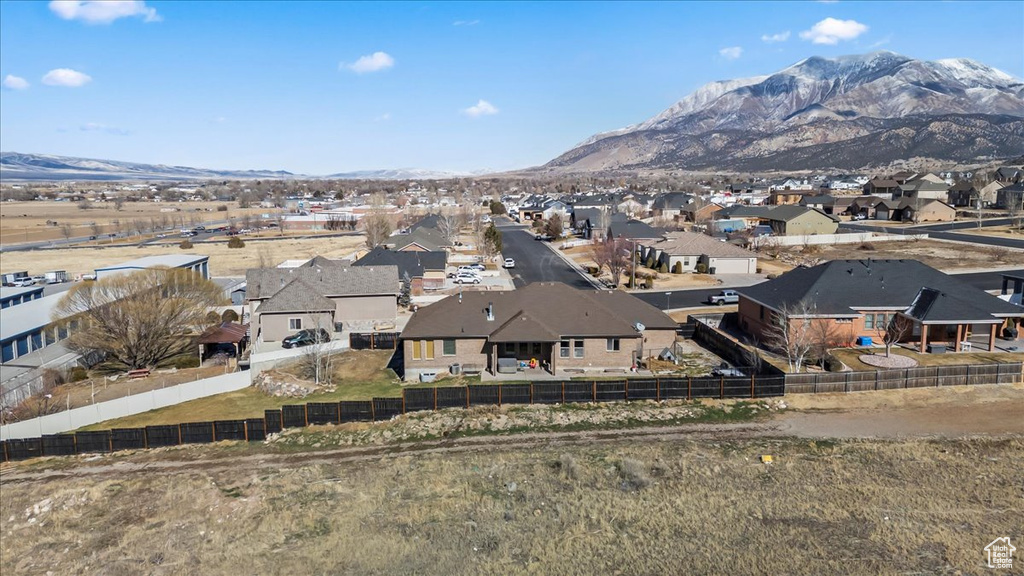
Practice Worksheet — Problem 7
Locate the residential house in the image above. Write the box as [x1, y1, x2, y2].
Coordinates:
[946, 181, 980, 207]
[245, 265, 399, 341]
[764, 206, 839, 236]
[980, 181, 1005, 206]
[996, 182, 1024, 210]
[862, 178, 900, 197]
[679, 200, 721, 224]
[607, 218, 664, 243]
[354, 246, 448, 293]
[399, 283, 677, 380]
[714, 205, 774, 231]
[651, 193, 696, 219]
[738, 259, 1024, 353]
[895, 180, 950, 202]
[639, 232, 758, 275]
[994, 166, 1022, 184]
[571, 208, 611, 240]
[897, 198, 956, 223]
[390, 226, 448, 252]
[767, 189, 807, 206]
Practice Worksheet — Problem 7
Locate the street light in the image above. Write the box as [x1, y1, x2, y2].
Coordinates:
[666, 292, 672, 310]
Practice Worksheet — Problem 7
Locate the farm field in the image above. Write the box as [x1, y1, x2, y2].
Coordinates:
[0, 234, 367, 278]
[0, 200, 278, 244]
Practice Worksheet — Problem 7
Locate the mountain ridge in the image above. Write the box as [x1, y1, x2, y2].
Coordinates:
[546, 51, 1024, 172]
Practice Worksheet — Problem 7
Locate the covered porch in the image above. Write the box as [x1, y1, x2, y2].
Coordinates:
[489, 340, 556, 376]
[900, 287, 1024, 353]
[197, 322, 249, 368]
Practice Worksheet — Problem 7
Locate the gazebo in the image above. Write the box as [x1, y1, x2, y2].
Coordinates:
[197, 322, 249, 367]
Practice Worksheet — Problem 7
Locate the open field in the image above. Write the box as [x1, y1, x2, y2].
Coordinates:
[0, 200, 278, 244]
[0, 234, 367, 277]
[2, 383, 1022, 575]
[782, 238, 1024, 270]
[829, 347, 1024, 371]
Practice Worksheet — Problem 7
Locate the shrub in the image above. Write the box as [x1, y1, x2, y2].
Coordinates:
[179, 239, 193, 249]
[216, 205, 229, 212]
[858, 242, 876, 251]
[557, 454, 579, 480]
[672, 261, 683, 274]
[227, 236, 245, 249]
[695, 263, 708, 274]
[766, 273, 778, 280]
[221, 309, 239, 323]
[205, 311, 222, 325]
[824, 355, 844, 372]
[164, 355, 201, 369]
[68, 366, 89, 382]
[659, 262, 669, 273]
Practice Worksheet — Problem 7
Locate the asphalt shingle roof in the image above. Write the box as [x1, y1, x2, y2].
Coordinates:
[401, 283, 677, 340]
[256, 278, 337, 313]
[608, 219, 663, 240]
[648, 232, 755, 259]
[354, 247, 447, 278]
[246, 265, 399, 301]
[738, 259, 1022, 318]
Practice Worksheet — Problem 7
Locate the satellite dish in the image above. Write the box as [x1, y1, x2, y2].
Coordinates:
[634, 322, 646, 332]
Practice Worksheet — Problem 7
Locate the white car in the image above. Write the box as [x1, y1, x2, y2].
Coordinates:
[503, 258, 515, 268]
[453, 272, 481, 284]
[459, 263, 486, 272]
[12, 278, 35, 287]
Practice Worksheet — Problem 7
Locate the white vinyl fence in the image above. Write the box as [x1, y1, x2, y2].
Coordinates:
[751, 232, 927, 248]
[1, 371, 251, 440]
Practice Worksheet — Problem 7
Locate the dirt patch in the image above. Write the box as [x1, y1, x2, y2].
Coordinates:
[790, 239, 1024, 270]
[858, 353, 919, 368]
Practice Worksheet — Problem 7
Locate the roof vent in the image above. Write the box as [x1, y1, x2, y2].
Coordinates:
[486, 302, 494, 321]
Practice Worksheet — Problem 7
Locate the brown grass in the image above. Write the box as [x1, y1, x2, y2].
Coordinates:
[796, 239, 1024, 270]
[0, 200, 276, 244]
[1, 435, 1020, 575]
[829, 347, 1024, 371]
[0, 235, 366, 277]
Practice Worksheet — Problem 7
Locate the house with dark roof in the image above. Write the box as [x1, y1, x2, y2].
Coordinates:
[400, 283, 677, 380]
[994, 166, 1022, 184]
[996, 182, 1024, 210]
[862, 178, 900, 197]
[737, 260, 1024, 354]
[571, 207, 610, 240]
[353, 246, 448, 293]
[245, 265, 399, 341]
[946, 181, 979, 207]
[764, 206, 839, 236]
[895, 180, 950, 202]
[390, 226, 448, 252]
[607, 218, 664, 242]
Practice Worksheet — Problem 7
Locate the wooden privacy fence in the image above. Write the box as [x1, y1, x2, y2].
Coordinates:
[0, 375, 784, 462]
[348, 332, 400, 350]
[783, 362, 1022, 394]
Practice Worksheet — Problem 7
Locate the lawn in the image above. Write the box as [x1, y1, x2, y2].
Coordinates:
[76, 350, 477, 430]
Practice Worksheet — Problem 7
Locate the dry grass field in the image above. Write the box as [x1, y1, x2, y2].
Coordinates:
[0, 200, 277, 244]
[0, 234, 367, 277]
[1, 433, 1020, 575]
[792, 238, 1024, 270]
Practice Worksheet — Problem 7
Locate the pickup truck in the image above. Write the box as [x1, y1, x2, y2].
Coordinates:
[706, 290, 739, 305]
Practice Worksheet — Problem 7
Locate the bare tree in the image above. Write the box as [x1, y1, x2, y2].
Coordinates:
[362, 193, 393, 249]
[113, 196, 125, 211]
[762, 302, 816, 373]
[590, 237, 631, 287]
[90, 221, 103, 239]
[436, 209, 460, 246]
[76, 200, 92, 211]
[298, 315, 336, 386]
[60, 222, 74, 241]
[876, 313, 912, 358]
[53, 268, 226, 370]
[807, 317, 842, 369]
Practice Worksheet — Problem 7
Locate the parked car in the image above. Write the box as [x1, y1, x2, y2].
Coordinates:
[503, 257, 516, 269]
[706, 290, 740, 305]
[459, 263, 486, 272]
[534, 234, 551, 241]
[281, 328, 331, 349]
[453, 272, 481, 284]
[30, 275, 46, 284]
[12, 278, 35, 287]
[852, 213, 867, 221]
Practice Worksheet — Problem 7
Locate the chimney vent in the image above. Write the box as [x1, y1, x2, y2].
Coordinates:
[486, 302, 494, 321]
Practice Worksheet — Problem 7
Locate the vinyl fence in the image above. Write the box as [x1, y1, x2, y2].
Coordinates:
[0, 374, 785, 462]
[0, 371, 251, 441]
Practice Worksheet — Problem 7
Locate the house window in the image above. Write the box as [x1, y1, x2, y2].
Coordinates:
[532, 342, 541, 355]
[574, 339, 584, 358]
[864, 314, 874, 330]
[442, 339, 456, 356]
[606, 338, 620, 351]
[759, 306, 765, 320]
[425, 340, 435, 360]
[411, 340, 421, 360]
[289, 318, 302, 330]
[503, 343, 516, 355]
[560, 340, 570, 358]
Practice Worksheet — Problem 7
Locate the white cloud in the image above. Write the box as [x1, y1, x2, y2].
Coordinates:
[342, 51, 395, 74]
[375, 112, 392, 122]
[81, 122, 130, 136]
[799, 17, 868, 45]
[49, 1, 160, 24]
[453, 20, 480, 26]
[761, 31, 791, 43]
[462, 99, 498, 118]
[41, 68, 92, 87]
[719, 46, 743, 60]
[2, 74, 30, 90]
[869, 34, 893, 49]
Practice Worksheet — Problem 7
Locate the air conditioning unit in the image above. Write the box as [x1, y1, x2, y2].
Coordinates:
[449, 363, 462, 375]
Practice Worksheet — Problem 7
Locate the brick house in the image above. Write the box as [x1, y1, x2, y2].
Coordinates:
[399, 283, 678, 380]
[737, 260, 1024, 353]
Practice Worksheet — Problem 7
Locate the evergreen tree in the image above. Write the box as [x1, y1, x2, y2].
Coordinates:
[399, 272, 412, 308]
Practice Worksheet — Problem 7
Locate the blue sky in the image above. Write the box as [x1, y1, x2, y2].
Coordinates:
[1, 1, 1022, 174]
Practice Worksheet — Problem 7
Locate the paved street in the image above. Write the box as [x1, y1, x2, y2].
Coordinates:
[498, 221, 597, 290]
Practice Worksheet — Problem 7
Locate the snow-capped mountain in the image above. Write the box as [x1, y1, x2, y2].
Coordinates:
[546, 51, 1024, 172]
[0, 152, 297, 181]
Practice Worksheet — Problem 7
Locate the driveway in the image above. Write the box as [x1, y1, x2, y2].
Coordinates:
[497, 222, 597, 290]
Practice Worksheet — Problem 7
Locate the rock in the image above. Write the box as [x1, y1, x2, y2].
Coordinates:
[505, 481, 517, 493]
